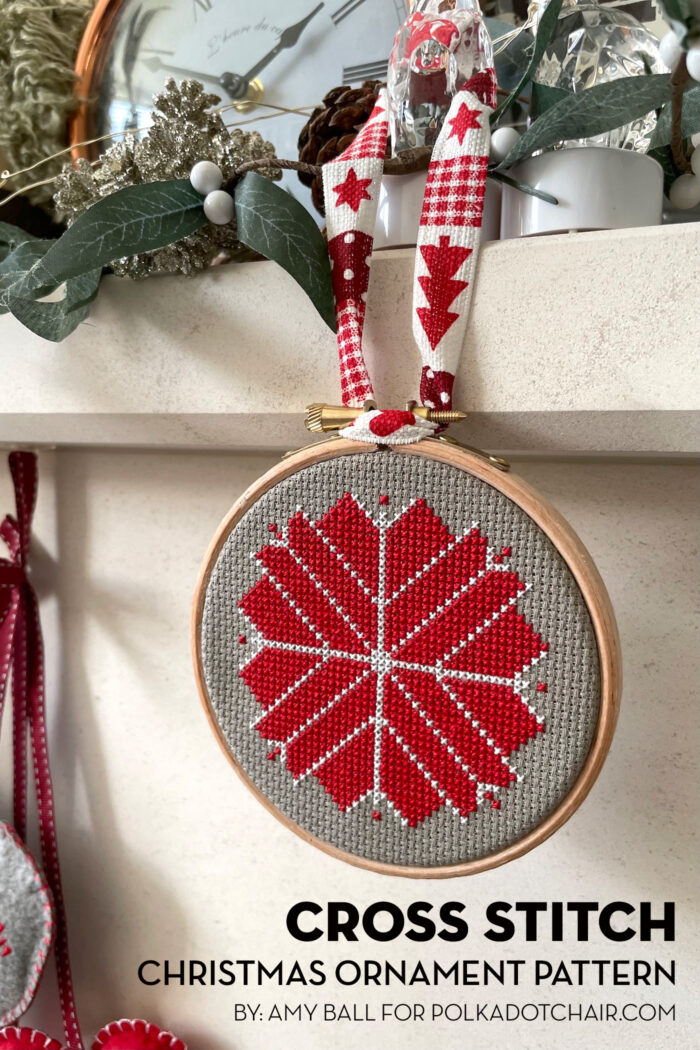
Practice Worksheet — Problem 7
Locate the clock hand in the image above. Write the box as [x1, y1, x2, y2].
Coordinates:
[147, 5, 326, 106]
[143, 55, 223, 85]
[143, 56, 252, 102]
[242, 3, 325, 83]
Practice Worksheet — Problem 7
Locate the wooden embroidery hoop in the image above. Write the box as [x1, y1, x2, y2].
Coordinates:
[192, 437, 621, 879]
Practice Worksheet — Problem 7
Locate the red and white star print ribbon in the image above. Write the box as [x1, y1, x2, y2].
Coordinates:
[323, 72, 496, 444]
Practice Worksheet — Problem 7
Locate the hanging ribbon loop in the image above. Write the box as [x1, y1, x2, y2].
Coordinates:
[322, 70, 496, 445]
[0, 453, 84, 1050]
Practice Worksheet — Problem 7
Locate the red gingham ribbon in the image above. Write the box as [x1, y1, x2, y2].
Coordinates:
[323, 70, 496, 414]
[0, 453, 84, 1050]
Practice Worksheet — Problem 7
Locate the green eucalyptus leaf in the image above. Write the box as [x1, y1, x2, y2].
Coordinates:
[650, 86, 700, 148]
[503, 74, 672, 166]
[485, 17, 533, 93]
[234, 172, 336, 332]
[7, 267, 102, 342]
[491, 0, 564, 125]
[0, 222, 38, 261]
[648, 145, 680, 193]
[0, 240, 52, 314]
[38, 179, 207, 283]
[531, 82, 570, 117]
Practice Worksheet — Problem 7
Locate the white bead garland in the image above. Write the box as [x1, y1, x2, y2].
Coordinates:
[668, 172, 700, 210]
[490, 126, 521, 165]
[659, 30, 683, 71]
[203, 189, 235, 225]
[686, 47, 700, 82]
[190, 160, 224, 196]
[691, 149, 700, 177]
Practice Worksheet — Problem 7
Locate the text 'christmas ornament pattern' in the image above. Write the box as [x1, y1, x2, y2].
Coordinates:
[201, 453, 601, 869]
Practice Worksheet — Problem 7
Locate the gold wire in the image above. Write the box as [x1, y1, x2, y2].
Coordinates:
[0, 100, 318, 196]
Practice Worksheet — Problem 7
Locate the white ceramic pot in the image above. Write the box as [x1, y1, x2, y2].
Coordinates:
[374, 170, 501, 249]
[500, 146, 664, 238]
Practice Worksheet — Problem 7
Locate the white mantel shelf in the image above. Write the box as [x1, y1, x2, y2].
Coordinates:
[1, 222, 698, 455]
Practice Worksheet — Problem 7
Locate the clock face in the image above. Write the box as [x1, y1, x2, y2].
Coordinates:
[85, 0, 407, 213]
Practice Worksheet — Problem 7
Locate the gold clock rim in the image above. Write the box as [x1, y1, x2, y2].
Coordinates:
[70, 0, 413, 163]
[71, 0, 127, 162]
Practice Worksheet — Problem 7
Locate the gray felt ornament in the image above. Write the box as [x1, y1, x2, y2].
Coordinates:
[0, 823, 54, 1027]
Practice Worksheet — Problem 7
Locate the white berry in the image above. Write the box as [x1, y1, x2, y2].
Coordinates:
[659, 30, 683, 71]
[691, 148, 700, 176]
[668, 172, 700, 210]
[190, 160, 223, 195]
[203, 189, 234, 225]
[692, 132, 700, 149]
[686, 47, 700, 82]
[490, 126, 521, 164]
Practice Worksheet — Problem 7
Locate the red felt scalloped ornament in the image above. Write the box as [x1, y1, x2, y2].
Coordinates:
[0, 1028, 64, 1050]
[93, 1020, 186, 1050]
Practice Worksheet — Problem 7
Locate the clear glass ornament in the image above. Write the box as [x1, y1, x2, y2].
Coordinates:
[388, 0, 494, 154]
[531, 0, 668, 152]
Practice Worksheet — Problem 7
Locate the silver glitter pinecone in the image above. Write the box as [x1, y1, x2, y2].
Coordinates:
[53, 79, 281, 278]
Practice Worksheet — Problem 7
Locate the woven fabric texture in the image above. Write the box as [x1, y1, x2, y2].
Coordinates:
[0, 824, 53, 1026]
[201, 451, 601, 868]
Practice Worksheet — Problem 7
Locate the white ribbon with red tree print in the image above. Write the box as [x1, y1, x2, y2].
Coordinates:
[322, 72, 496, 445]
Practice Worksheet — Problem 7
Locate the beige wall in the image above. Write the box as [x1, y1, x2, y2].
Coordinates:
[1, 449, 697, 1050]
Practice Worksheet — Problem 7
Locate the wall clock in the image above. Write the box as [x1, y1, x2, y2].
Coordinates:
[72, 0, 409, 211]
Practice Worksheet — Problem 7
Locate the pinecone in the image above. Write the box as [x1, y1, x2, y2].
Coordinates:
[298, 80, 385, 216]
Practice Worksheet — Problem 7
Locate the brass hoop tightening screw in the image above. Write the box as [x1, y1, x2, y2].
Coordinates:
[305, 403, 467, 433]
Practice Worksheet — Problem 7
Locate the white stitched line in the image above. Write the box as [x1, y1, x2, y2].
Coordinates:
[250, 655, 327, 728]
[390, 672, 517, 782]
[241, 639, 368, 663]
[343, 787, 373, 812]
[294, 718, 374, 783]
[282, 668, 373, 747]
[390, 565, 495, 653]
[372, 515, 387, 807]
[263, 568, 326, 646]
[385, 725, 461, 813]
[391, 658, 517, 688]
[386, 521, 480, 603]
[439, 585, 531, 665]
[308, 518, 375, 599]
[239, 641, 536, 694]
[282, 542, 370, 647]
[437, 678, 520, 779]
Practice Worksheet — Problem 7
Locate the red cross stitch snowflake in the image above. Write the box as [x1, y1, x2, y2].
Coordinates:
[239, 494, 548, 826]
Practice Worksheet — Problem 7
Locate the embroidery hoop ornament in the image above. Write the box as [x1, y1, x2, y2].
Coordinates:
[193, 87, 621, 879]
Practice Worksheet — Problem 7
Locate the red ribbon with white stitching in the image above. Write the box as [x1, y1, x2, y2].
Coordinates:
[0, 453, 84, 1050]
[0, 455, 187, 1050]
[323, 71, 497, 432]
